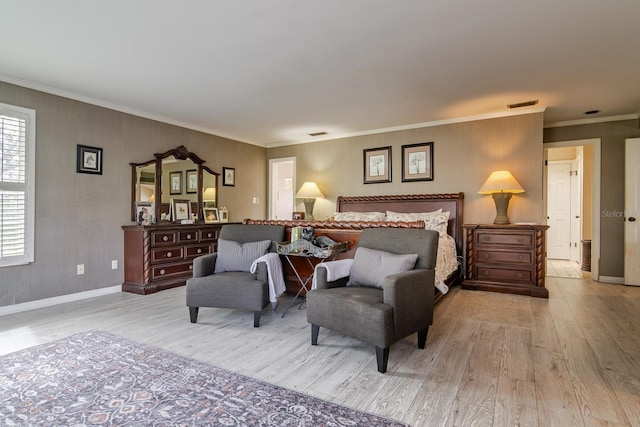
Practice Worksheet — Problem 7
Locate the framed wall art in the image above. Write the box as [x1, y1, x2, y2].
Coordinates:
[169, 171, 182, 195]
[363, 146, 391, 184]
[76, 144, 103, 175]
[223, 167, 235, 187]
[402, 142, 434, 182]
[186, 169, 198, 193]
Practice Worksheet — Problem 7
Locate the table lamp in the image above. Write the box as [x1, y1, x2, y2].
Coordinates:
[295, 182, 324, 220]
[478, 170, 525, 224]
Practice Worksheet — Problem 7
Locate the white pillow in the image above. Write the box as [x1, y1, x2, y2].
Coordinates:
[348, 247, 418, 288]
[333, 211, 386, 222]
[386, 210, 450, 236]
[214, 239, 272, 273]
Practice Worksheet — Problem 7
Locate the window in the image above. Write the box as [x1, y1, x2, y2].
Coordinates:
[0, 102, 35, 267]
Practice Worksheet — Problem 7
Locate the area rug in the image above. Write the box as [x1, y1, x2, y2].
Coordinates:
[0, 330, 407, 426]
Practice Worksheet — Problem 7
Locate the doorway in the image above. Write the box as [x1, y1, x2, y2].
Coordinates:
[544, 139, 600, 280]
[268, 157, 295, 220]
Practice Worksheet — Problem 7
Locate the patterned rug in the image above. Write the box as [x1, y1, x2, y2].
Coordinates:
[0, 330, 407, 426]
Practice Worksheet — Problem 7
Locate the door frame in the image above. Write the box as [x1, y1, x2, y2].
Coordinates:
[624, 138, 640, 285]
[544, 138, 601, 280]
[268, 157, 296, 220]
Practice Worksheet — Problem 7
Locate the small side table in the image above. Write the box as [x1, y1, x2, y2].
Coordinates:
[277, 239, 348, 317]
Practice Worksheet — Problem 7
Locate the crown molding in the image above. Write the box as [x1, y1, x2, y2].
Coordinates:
[545, 114, 640, 128]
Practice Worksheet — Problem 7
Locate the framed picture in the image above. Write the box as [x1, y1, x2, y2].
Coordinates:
[76, 144, 103, 175]
[186, 169, 198, 194]
[292, 211, 305, 220]
[223, 167, 235, 187]
[203, 207, 219, 223]
[135, 201, 155, 225]
[363, 146, 391, 184]
[402, 142, 434, 182]
[171, 199, 191, 221]
[170, 171, 182, 195]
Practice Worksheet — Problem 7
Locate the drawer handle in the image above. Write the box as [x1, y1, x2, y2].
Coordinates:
[518, 237, 524, 243]
[163, 236, 169, 242]
[166, 251, 172, 258]
[518, 254, 524, 261]
[483, 270, 490, 276]
[483, 236, 491, 241]
[186, 234, 192, 240]
[189, 265, 193, 270]
[197, 249, 202, 254]
[484, 253, 490, 259]
[159, 269, 166, 275]
[517, 272, 524, 279]
[207, 233, 213, 238]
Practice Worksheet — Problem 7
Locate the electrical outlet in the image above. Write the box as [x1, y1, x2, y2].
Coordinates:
[77, 264, 85, 275]
[111, 260, 118, 270]
[252, 197, 259, 204]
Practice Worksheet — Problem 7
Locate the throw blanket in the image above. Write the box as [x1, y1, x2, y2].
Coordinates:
[312, 258, 354, 289]
[250, 253, 286, 303]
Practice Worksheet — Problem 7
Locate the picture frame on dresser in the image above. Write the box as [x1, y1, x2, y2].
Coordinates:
[204, 207, 219, 223]
[171, 199, 191, 221]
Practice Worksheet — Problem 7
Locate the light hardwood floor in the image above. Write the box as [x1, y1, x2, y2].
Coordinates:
[547, 258, 591, 279]
[1, 277, 640, 426]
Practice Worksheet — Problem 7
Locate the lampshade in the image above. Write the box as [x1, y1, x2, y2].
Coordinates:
[203, 187, 216, 200]
[295, 182, 325, 199]
[478, 170, 525, 194]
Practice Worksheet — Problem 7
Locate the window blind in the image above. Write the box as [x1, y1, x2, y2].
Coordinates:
[0, 104, 35, 267]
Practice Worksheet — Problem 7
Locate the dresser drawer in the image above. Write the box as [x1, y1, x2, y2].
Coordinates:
[200, 228, 219, 242]
[152, 231, 177, 246]
[476, 231, 532, 247]
[185, 244, 211, 258]
[475, 266, 532, 283]
[476, 250, 532, 265]
[151, 261, 193, 281]
[178, 230, 198, 243]
[151, 246, 185, 263]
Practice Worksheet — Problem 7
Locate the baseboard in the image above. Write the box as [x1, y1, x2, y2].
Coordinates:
[0, 285, 121, 316]
[598, 276, 625, 284]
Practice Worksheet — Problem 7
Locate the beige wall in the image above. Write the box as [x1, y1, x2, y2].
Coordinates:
[268, 113, 545, 225]
[0, 81, 267, 306]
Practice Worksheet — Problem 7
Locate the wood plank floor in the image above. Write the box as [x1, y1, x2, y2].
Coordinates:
[2, 277, 640, 426]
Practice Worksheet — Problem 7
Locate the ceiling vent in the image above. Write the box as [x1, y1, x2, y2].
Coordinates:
[507, 100, 539, 109]
[308, 131, 328, 137]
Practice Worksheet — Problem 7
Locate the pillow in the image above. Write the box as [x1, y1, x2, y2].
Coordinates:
[386, 210, 450, 237]
[333, 211, 386, 222]
[348, 247, 418, 288]
[214, 239, 272, 273]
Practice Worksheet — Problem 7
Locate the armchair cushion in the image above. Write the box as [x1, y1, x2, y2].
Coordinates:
[214, 239, 272, 273]
[347, 247, 418, 288]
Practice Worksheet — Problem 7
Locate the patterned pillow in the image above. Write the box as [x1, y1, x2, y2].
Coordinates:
[214, 239, 272, 273]
[347, 247, 418, 288]
[386, 210, 450, 236]
[333, 211, 386, 222]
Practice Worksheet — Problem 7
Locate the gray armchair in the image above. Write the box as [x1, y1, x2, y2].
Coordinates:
[186, 224, 286, 327]
[306, 228, 438, 373]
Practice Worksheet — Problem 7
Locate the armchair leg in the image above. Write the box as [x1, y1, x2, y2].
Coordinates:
[376, 347, 390, 373]
[189, 307, 199, 323]
[311, 324, 319, 345]
[271, 301, 277, 311]
[254, 311, 261, 328]
[418, 327, 429, 349]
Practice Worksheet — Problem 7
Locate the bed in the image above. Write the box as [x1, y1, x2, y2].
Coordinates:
[245, 192, 464, 298]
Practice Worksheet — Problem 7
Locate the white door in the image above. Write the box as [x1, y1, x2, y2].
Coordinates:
[569, 154, 582, 264]
[547, 161, 572, 259]
[269, 158, 295, 220]
[624, 138, 640, 285]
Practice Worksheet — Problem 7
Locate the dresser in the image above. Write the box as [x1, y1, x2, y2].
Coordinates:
[462, 224, 550, 298]
[122, 223, 225, 295]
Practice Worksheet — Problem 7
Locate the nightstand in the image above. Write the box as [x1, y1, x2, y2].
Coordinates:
[462, 224, 550, 298]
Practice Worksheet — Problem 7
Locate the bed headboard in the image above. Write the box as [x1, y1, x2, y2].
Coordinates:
[336, 193, 465, 255]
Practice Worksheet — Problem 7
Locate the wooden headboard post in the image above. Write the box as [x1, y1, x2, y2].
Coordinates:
[336, 193, 465, 255]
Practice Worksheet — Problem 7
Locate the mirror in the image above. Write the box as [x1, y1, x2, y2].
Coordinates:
[131, 146, 219, 223]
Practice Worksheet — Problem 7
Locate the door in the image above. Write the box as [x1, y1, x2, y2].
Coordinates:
[547, 161, 571, 259]
[269, 158, 295, 220]
[624, 138, 640, 285]
[569, 154, 582, 264]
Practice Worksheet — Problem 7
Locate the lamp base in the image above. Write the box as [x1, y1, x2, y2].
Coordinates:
[492, 192, 512, 224]
[302, 198, 316, 220]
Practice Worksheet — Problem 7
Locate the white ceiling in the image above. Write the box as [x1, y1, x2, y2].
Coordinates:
[2, 0, 639, 147]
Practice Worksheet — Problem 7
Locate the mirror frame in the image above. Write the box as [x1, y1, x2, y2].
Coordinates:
[130, 145, 219, 223]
